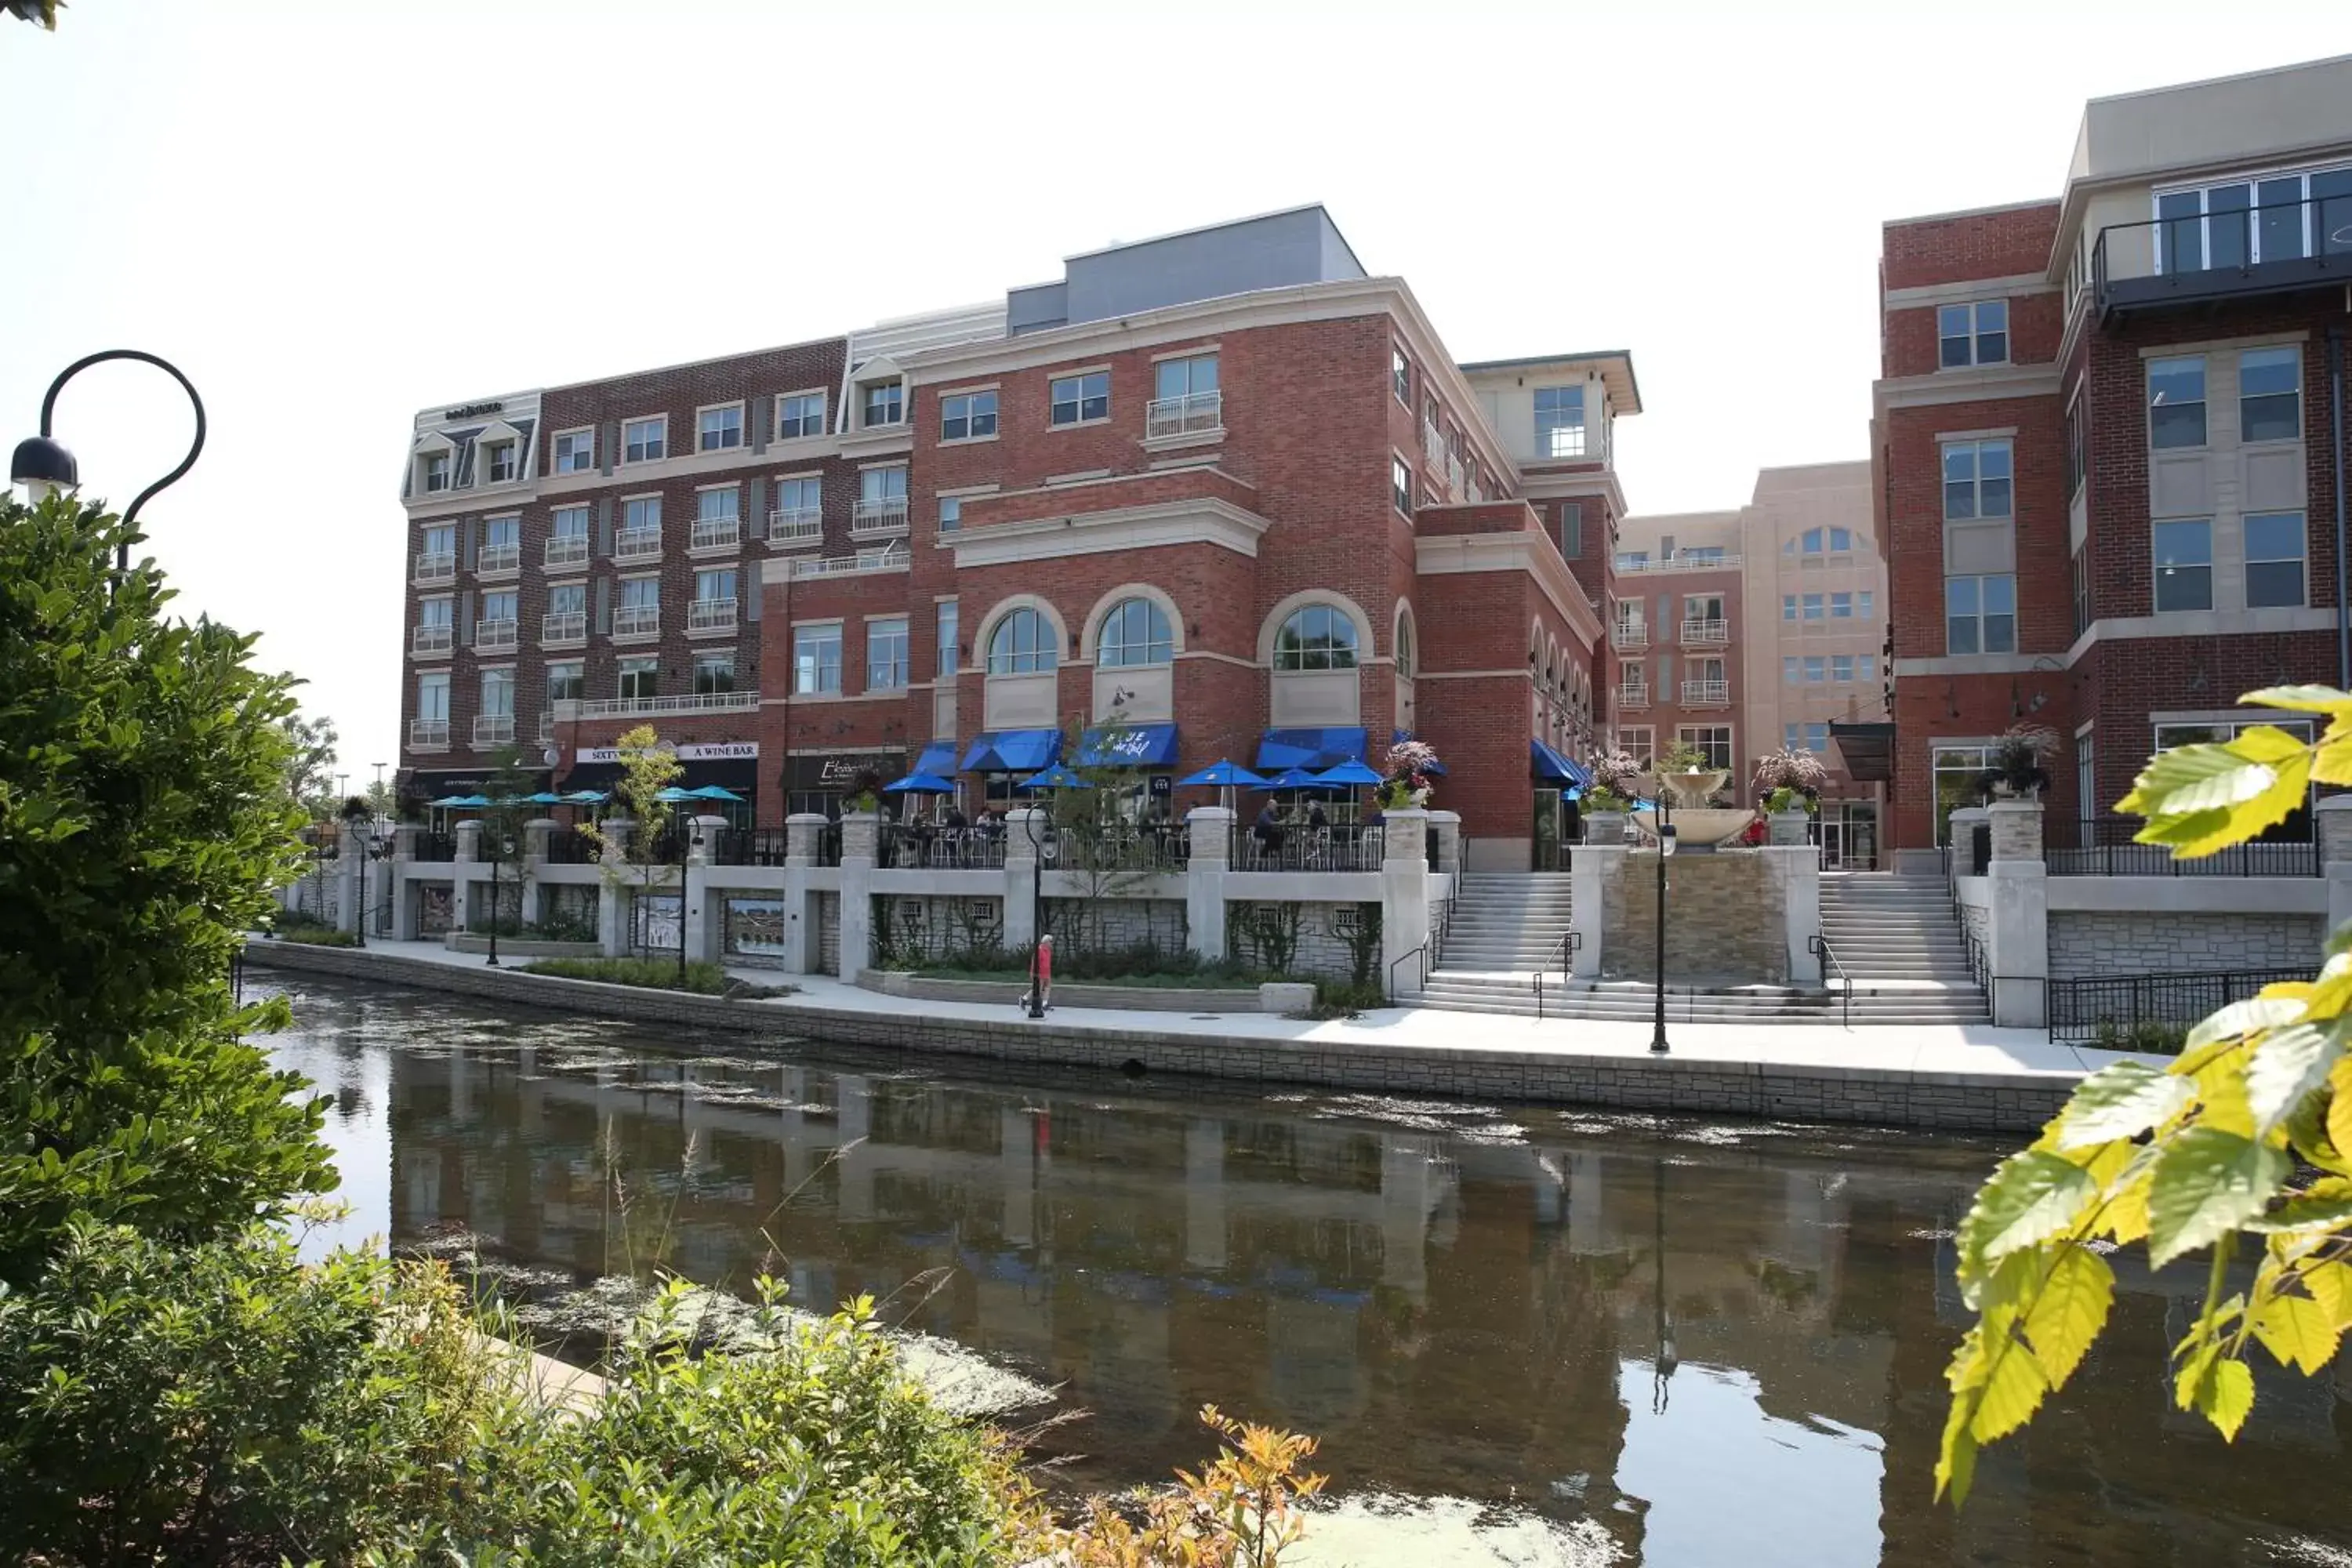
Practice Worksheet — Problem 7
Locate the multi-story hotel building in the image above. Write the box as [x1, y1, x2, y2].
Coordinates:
[1617, 463, 1886, 864]
[394, 208, 1642, 869]
[1875, 56, 2352, 858]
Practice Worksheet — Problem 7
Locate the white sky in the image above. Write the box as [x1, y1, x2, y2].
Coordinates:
[8, 1, 2352, 777]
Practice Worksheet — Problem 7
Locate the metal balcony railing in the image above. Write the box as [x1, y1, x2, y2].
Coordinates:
[541, 611, 586, 646]
[1422, 422, 1445, 466]
[412, 623, 453, 656]
[473, 714, 515, 746]
[1145, 390, 1222, 438]
[768, 508, 822, 546]
[612, 604, 660, 641]
[688, 597, 738, 634]
[412, 551, 456, 586]
[1610, 622, 1649, 650]
[1614, 554, 1741, 575]
[850, 497, 909, 536]
[409, 718, 449, 748]
[544, 535, 590, 570]
[2092, 191, 2352, 322]
[1680, 679, 1730, 707]
[1679, 618, 1730, 645]
[615, 526, 662, 562]
[791, 550, 907, 579]
[476, 543, 520, 576]
[689, 517, 741, 552]
[1614, 684, 1650, 710]
[559, 691, 760, 721]
[474, 618, 518, 653]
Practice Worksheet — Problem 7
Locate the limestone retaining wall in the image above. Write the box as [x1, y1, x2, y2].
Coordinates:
[2047, 910, 2324, 979]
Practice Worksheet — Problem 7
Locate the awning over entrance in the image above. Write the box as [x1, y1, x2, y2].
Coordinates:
[1530, 739, 1592, 787]
[561, 756, 761, 797]
[401, 766, 552, 804]
[912, 741, 960, 776]
[1255, 727, 1367, 771]
[960, 728, 1062, 773]
[1829, 722, 1895, 783]
[1077, 722, 1179, 768]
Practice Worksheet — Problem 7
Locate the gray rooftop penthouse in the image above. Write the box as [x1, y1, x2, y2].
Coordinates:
[1004, 205, 1370, 335]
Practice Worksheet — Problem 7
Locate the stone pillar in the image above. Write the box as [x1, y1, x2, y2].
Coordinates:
[1003, 808, 1045, 953]
[2318, 796, 2352, 942]
[1581, 810, 1626, 846]
[1569, 842, 1618, 979]
[777, 813, 828, 976]
[450, 821, 481, 933]
[836, 811, 878, 981]
[1428, 810, 1462, 876]
[597, 818, 633, 958]
[1948, 805, 1990, 878]
[1381, 809, 1431, 996]
[336, 825, 365, 937]
[1184, 806, 1232, 964]
[785, 812, 826, 866]
[390, 826, 421, 940]
[1768, 844, 1823, 985]
[1984, 800, 2048, 1027]
[686, 815, 730, 964]
[515, 817, 552, 927]
[1768, 810, 1809, 847]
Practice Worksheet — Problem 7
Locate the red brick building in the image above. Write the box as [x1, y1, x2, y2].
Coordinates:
[394, 209, 1640, 869]
[1874, 58, 2352, 861]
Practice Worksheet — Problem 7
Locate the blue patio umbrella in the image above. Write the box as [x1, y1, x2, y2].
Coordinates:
[1258, 768, 1320, 791]
[1177, 759, 1269, 789]
[652, 786, 696, 803]
[427, 794, 490, 808]
[517, 791, 568, 806]
[561, 789, 608, 804]
[884, 772, 956, 793]
[1311, 760, 1385, 788]
[1016, 764, 1094, 791]
[685, 784, 745, 802]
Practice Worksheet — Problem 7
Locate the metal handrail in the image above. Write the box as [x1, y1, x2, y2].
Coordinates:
[1809, 933, 1851, 1029]
[1384, 887, 1457, 1004]
[1534, 930, 1581, 1022]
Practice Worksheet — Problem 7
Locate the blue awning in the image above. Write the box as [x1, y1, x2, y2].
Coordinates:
[1077, 722, 1179, 768]
[960, 728, 1062, 773]
[1530, 739, 1592, 787]
[1392, 728, 1448, 777]
[1255, 727, 1368, 771]
[913, 741, 960, 776]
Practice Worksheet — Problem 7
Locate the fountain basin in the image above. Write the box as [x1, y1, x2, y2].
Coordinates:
[1632, 808, 1757, 848]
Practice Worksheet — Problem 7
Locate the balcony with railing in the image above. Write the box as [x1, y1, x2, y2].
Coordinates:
[412, 550, 456, 586]
[1145, 390, 1222, 440]
[473, 713, 515, 746]
[1614, 681, 1650, 710]
[541, 610, 586, 648]
[476, 543, 520, 579]
[544, 535, 590, 571]
[474, 617, 518, 654]
[687, 597, 739, 636]
[1680, 678, 1731, 708]
[612, 604, 660, 642]
[2093, 192, 2352, 323]
[768, 507, 822, 546]
[1679, 618, 1730, 645]
[1614, 552, 1740, 575]
[1421, 421, 1445, 467]
[556, 690, 760, 722]
[850, 497, 909, 539]
[1610, 622, 1649, 651]
[614, 526, 662, 563]
[536, 711, 554, 742]
[791, 549, 909, 579]
[689, 517, 741, 553]
[409, 717, 449, 750]
[411, 623, 453, 658]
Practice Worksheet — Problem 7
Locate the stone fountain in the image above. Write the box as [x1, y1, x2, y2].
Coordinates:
[1631, 768, 1756, 849]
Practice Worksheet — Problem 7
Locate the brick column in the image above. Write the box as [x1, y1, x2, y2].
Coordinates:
[836, 811, 879, 981]
[2318, 796, 2352, 942]
[1003, 808, 1046, 954]
[1428, 810, 1462, 875]
[1985, 800, 2047, 1026]
[597, 818, 633, 957]
[1184, 807, 1232, 963]
[1381, 809, 1431, 996]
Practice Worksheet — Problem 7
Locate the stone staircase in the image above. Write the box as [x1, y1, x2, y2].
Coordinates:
[1410, 868, 1990, 1025]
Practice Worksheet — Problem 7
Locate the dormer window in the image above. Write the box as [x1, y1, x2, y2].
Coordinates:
[862, 381, 904, 427]
[485, 440, 517, 484]
[422, 452, 451, 492]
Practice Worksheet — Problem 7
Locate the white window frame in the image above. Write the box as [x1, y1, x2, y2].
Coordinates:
[1048, 369, 1110, 428]
[937, 599, 960, 677]
[985, 607, 1058, 675]
[617, 655, 659, 702]
[416, 670, 451, 720]
[622, 415, 668, 464]
[866, 615, 910, 691]
[794, 621, 844, 695]
[775, 390, 827, 441]
[2246, 510, 2308, 608]
[2151, 517, 2214, 614]
[1392, 346, 1411, 406]
[696, 401, 746, 453]
[1533, 385, 1586, 459]
[544, 660, 585, 704]
[2151, 162, 2352, 273]
[1936, 299, 2009, 368]
[1941, 438, 2014, 521]
[2148, 357, 2208, 451]
[1944, 573, 2017, 655]
[551, 427, 595, 474]
[1675, 725, 1733, 772]
[2239, 346, 2303, 444]
[861, 380, 904, 428]
[940, 387, 1000, 444]
[1391, 456, 1414, 515]
[693, 651, 738, 696]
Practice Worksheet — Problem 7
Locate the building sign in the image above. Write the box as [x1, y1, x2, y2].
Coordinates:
[576, 741, 759, 764]
[443, 401, 505, 420]
[785, 753, 905, 789]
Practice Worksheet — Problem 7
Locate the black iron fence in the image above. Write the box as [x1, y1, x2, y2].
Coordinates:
[1042, 825, 1189, 874]
[720, 826, 792, 867]
[2044, 815, 2318, 877]
[412, 832, 456, 863]
[543, 826, 599, 865]
[876, 824, 1012, 869]
[2048, 966, 2310, 1048]
[1230, 824, 1385, 872]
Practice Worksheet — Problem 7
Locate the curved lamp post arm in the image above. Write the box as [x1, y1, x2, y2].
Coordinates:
[17, 350, 207, 573]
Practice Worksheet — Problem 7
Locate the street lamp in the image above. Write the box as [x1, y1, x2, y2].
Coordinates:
[1650, 789, 1677, 1056]
[340, 798, 390, 949]
[11, 350, 208, 573]
[485, 829, 515, 967]
[1652, 1156, 1677, 1414]
[1020, 805, 1051, 1019]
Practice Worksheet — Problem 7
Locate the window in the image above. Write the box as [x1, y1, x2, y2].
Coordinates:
[548, 582, 585, 619]
[1782, 657, 1799, 684]
[986, 608, 1056, 674]
[1617, 728, 1654, 767]
[2241, 347, 2302, 442]
[1942, 440, 2013, 520]
[419, 596, 453, 630]
[1937, 299, 2009, 368]
[941, 390, 999, 441]
[694, 653, 736, 695]
[1831, 654, 1854, 683]
[1392, 346, 1410, 405]
[480, 589, 517, 627]
[862, 381, 904, 426]
[698, 403, 744, 452]
[1946, 573, 2016, 654]
[1620, 551, 1650, 571]
[860, 465, 908, 507]
[1560, 501, 1584, 558]
[479, 667, 514, 718]
[554, 429, 594, 473]
[619, 576, 659, 612]
[1682, 546, 1726, 566]
[938, 601, 959, 677]
[1802, 528, 1822, 553]
[618, 656, 659, 701]
[1932, 744, 1994, 844]
[1857, 655, 1876, 681]
[416, 671, 449, 720]
[2148, 358, 2206, 448]
[1155, 354, 1219, 401]
[1858, 590, 1875, 619]
[546, 661, 583, 702]
[697, 486, 739, 523]
[1829, 528, 1853, 552]
[422, 452, 450, 492]
[551, 506, 589, 543]
[1803, 655, 1826, 684]
[694, 566, 737, 605]
[485, 441, 516, 483]
[1784, 722, 1830, 753]
[1781, 594, 1798, 621]
[623, 495, 660, 534]
[622, 416, 666, 463]
[477, 515, 517, 556]
[2247, 511, 2307, 608]
[422, 523, 454, 561]
[1802, 593, 1824, 620]
[1392, 457, 1414, 514]
[776, 392, 826, 440]
[2065, 395, 2089, 497]
[1677, 726, 1732, 771]
[938, 495, 961, 533]
[793, 624, 842, 695]
[1272, 604, 1359, 671]
[1831, 591, 1853, 618]
[1534, 385, 1586, 458]
[866, 617, 909, 691]
[1049, 372, 1109, 426]
[1396, 613, 1415, 677]
[1098, 597, 1174, 666]
[2072, 545, 2092, 637]
[2156, 167, 2352, 273]
[2150, 519, 2212, 612]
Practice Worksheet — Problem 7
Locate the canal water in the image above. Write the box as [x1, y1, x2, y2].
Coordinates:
[265, 975, 2352, 1567]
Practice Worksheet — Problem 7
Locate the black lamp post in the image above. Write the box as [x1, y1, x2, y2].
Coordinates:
[340, 799, 386, 949]
[1021, 805, 1050, 1019]
[11, 350, 207, 574]
[1652, 1156, 1677, 1414]
[1650, 789, 1677, 1055]
[485, 829, 514, 967]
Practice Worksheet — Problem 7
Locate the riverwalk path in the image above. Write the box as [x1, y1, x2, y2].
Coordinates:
[244, 936, 2143, 1134]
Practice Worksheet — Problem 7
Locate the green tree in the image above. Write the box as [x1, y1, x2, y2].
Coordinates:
[477, 746, 538, 930]
[1937, 684, 2352, 1505]
[280, 711, 339, 820]
[0, 494, 333, 1283]
[1037, 715, 1155, 956]
[582, 724, 683, 933]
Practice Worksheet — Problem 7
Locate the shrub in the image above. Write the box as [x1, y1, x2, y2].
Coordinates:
[278, 926, 358, 948]
[517, 956, 790, 996]
[1307, 978, 1388, 1018]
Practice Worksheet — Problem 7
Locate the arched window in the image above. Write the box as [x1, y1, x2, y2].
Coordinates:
[1097, 597, 1174, 666]
[1272, 604, 1359, 671]
[1395, 612, 1416, 677]
[987, 607, 1058, 674]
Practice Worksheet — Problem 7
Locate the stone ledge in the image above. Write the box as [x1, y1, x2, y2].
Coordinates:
[860, 971, 1266, 1013]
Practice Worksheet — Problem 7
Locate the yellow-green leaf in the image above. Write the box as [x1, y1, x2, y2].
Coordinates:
[2058, 1060, 2194, 1147]
[2243, 1192, 2352, 1234]
[2247, 1022, 2346, 1135]
[1957, 1152, 2097, 1301]
[2118, 742, 2278, 820]
[2312, 731, 2352, 786]
[2186, 994, 2308, 1052]
[2331, 1062, 2352, 1158]
[2303, 1260, 2352, 1327]
[2187, 1355, 2256, 1441]
[2249, 1287, 2340, 1374]
[1934, 1374, 1979, 1505]
[2235, 684, 2352, 714]
[2021, 1245, 2114, 1388]
[2147, 1128, 2292, 1268]
[1968, 1338, 2050, 1443]
[2227, 724, 2316, 764]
